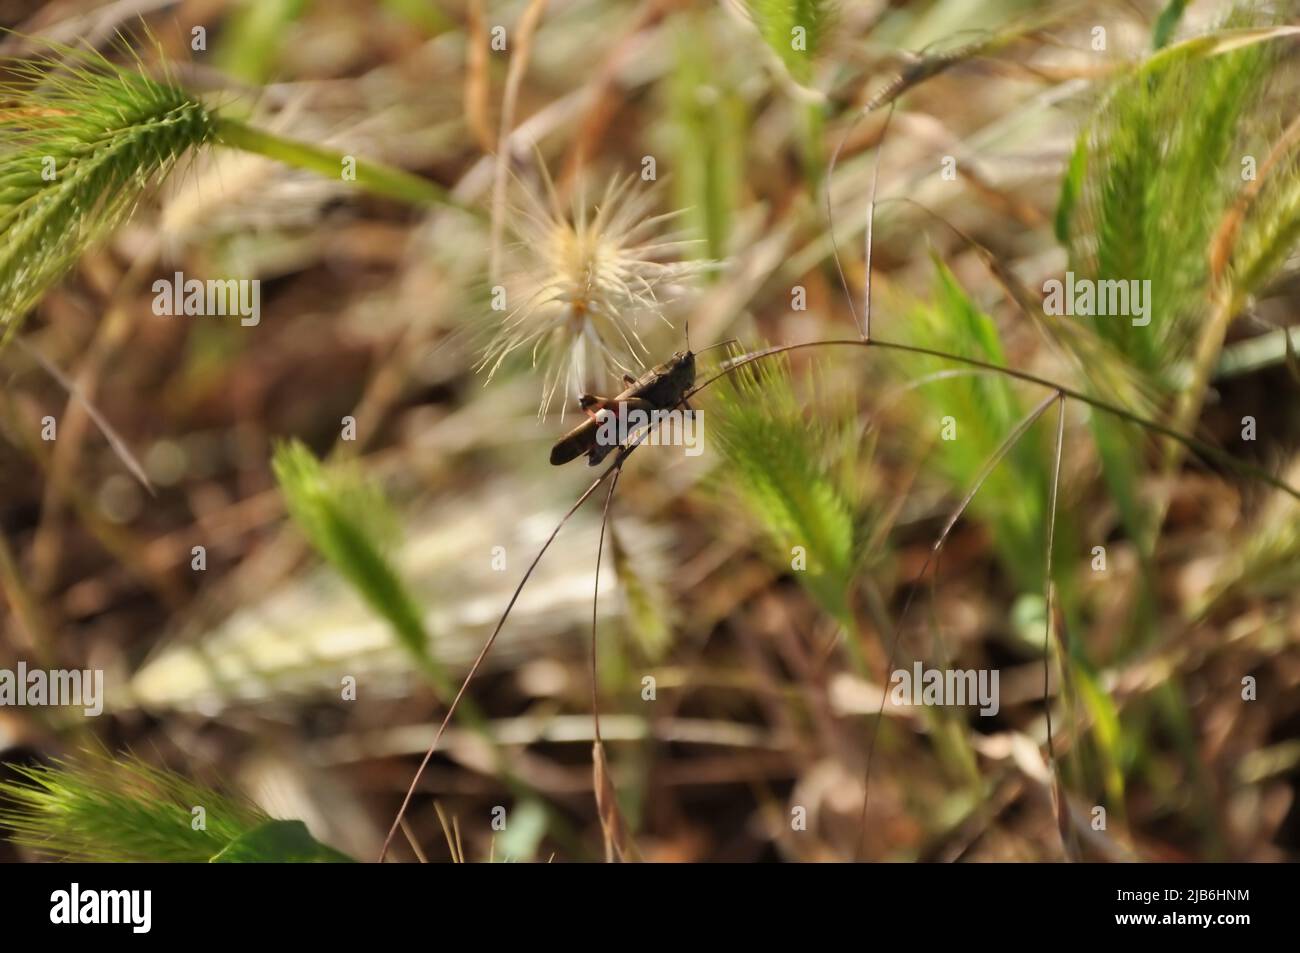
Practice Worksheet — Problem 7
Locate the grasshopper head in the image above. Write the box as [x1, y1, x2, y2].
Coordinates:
[671, 348, 696, 388]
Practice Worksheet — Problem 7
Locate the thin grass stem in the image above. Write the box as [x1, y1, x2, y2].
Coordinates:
[213, 116, 460, 211]
[378, 439, 639, 861]
[1043, 394, 1068, 856]
[852, 389, 1061, 860]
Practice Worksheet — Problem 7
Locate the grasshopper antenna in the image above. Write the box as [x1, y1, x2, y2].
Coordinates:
[694, 337, 742, 356]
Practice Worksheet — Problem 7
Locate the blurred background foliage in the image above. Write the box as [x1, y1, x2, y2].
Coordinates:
[1, 0, 1300, 862]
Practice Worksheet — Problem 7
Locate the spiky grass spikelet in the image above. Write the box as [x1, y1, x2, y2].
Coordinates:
[271, 440, 445, 688]
[0, 42, 216, 340]
[0, 747, 266, 862]
[711, 353, 866, 624]
[746, 0, 835, 82]
[1056, 7, 1283, 379]
[480, 170, 709, 417]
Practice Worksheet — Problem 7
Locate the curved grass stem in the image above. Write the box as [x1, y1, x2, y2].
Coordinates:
[694, 339, 1300, 504]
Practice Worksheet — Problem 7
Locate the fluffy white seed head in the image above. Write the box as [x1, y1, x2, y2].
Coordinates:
[479, 169, 711, 416]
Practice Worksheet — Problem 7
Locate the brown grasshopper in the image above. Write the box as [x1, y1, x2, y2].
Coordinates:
[549, 348, 696, 467]
[549, 329, 736, 467]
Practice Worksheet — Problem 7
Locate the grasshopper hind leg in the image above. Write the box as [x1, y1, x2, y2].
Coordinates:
[586, 443, 617, 466]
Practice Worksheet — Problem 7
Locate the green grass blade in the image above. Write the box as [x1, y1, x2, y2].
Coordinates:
[1152, 0, 1190, 49]
[209, 819, 354, 862]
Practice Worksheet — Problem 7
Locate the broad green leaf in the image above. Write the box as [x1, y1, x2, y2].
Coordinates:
[210, 820, 354, 863]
